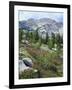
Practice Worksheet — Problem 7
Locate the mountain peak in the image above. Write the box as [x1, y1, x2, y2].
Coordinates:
[19, 18, 63, 35]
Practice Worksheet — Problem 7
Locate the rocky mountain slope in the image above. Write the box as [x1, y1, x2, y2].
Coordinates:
[19, 18, 63, 35]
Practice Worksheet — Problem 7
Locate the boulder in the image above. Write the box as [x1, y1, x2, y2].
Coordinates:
[23, 58, 33, 67]
[19, 60, 30, 73]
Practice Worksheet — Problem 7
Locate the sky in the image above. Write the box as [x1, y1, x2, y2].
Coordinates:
[19, 10, 63, 22]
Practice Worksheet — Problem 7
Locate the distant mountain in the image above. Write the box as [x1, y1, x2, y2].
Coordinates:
[19, 18, 63, 35]
[19, 18, 38, 31]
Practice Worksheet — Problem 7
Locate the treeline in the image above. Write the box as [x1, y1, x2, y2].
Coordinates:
[19, 29, 63, 50]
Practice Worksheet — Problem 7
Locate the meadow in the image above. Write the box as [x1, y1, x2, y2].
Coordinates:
[19, 29, 63, 79]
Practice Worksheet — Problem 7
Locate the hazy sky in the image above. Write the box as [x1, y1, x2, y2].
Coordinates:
[19, 10, 63, 22]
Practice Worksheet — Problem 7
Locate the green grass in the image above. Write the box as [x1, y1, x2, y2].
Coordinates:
[19, 41, 63, 79]
[19, 69, 39, 79]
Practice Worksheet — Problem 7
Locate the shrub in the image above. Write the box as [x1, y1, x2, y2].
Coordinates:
[19, 69, 39, 79]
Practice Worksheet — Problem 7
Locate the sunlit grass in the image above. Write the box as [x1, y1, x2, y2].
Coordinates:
[19, 42, 63, 79]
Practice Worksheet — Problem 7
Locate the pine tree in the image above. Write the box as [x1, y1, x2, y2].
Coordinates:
[48, 38, 53, 49]
[45, 33, 49, 44]
[29, 32, 33, 42]
[55, 33, 62, 49]
[35, 29, 39, 42]
[19, 30, 24, 43]
[51, 32, 55, 47]
[26, 30, 29, 40]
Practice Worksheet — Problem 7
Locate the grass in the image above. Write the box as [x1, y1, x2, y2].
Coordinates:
[19, 69, 39, 79]
[19, 42, 63, 79]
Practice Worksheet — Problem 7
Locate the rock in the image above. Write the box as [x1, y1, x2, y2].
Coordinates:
[23, 58, 33, 67]
[19, 60, 30, 73]
[19, 18, 63, 37]
[19, 58, 33, 74]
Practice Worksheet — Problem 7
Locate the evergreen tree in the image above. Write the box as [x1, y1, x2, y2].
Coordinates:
[35, 29, 39, 42]
[26, 30, 29, 40]
[19, 30, 24, 43]
[51, 32, 55, 47]
[32, 31, 36, 43]
[38, 37, 42, 47]
[48, 38, 53, 49]
[45, 33, 49, 44]
[55, 33, 62, 49]
[29, 32, 33, 42]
